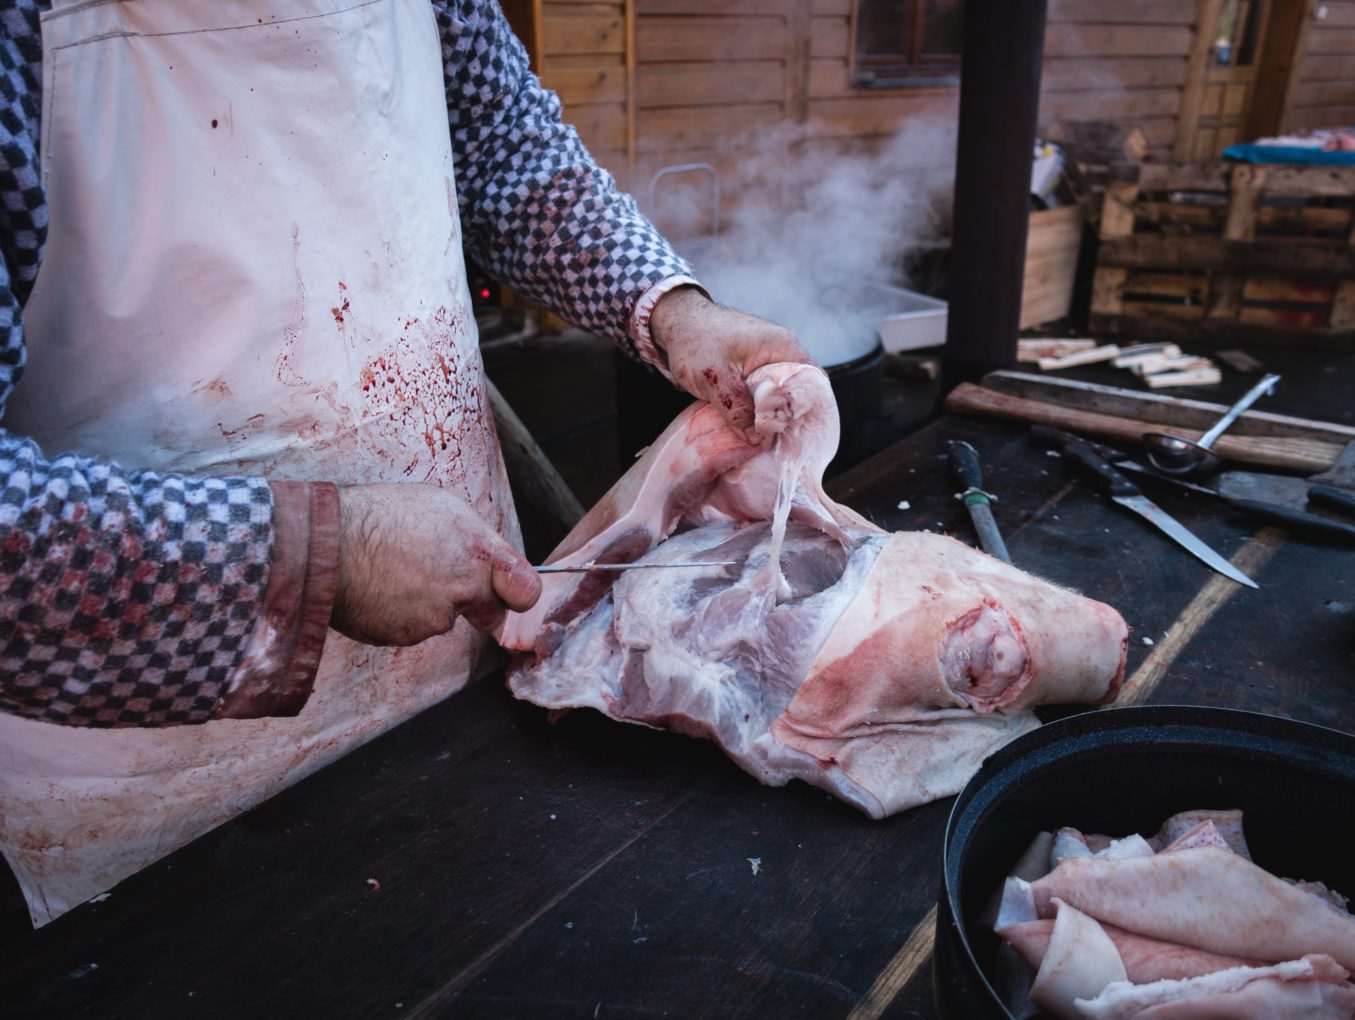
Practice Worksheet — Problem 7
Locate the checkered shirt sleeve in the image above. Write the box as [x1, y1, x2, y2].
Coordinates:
[435, 0, 693, 356]
[0, 2, 281, 727]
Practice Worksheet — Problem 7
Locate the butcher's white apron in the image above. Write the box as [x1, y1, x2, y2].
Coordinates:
[0, 0, 517, 925]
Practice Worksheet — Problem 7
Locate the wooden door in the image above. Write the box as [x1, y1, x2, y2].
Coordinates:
[1179, 0, 1275, 159]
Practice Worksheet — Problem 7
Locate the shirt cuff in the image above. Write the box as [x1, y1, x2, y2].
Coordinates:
[628, 274, 708, 381]
[215, 481, 341, 720]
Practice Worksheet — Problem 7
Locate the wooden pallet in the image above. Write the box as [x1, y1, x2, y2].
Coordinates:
[1021, 205, 1084, 329]
[1090, 163, 1355, 348]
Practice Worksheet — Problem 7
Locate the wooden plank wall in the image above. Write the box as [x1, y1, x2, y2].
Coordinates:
[540, 0, 631, 180]
[802, 0, 957, 144]
[1039, 0, 1196, 159]
[534, 1, 1216, 222]
[1287, 0, 1355, 131]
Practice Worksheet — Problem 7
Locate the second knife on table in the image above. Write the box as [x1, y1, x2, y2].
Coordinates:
[1034, 426, 1258, 589]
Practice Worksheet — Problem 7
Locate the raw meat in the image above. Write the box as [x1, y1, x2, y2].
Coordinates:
[499, 363, 1128, 817]
[1029, 900, 1128, 1019]
[993, 812, 1355, 1018]
[1076, 955, 1355, 1020]
[999, 918, 1266, 984]
[1029, 846, 1355, 969]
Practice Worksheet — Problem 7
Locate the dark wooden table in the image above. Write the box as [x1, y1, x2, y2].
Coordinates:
[2, 408, 1353, 1019]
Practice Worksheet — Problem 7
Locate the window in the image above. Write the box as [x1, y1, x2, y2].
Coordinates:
[854, 0, 965, 88]
[1210, 0, 1262, 68]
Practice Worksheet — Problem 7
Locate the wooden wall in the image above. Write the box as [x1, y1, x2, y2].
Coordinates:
[1286, 0, 1355, 131]
[536, 0, 963, 236]
[531, 1, 1352, 219]
[539, 0, 631, 179]
[1039, 0, 1196, 159]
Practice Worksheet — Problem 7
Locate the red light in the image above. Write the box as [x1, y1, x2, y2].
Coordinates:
[479, 288, 491, 300]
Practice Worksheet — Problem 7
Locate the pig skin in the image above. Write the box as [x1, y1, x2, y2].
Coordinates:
[1076, 955, 1355, 1020]
[1030, 846, 1355, 970]
[1029, 900, 1129, 1020]
[500, 363, 1129, 818]
[998, 918, 1266, 984]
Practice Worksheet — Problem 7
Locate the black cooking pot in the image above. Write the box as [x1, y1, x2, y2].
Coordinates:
[934, 706, 1355, 1019]
[614, 341, 884, 476]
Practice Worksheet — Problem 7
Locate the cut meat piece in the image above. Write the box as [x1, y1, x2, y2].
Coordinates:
[498, 362, 871, 657]
[1030, 845, 1355, 969]
[1149, 809, 1251, 859]
[999, 918, 1266, 984]
[1160, 819, 1232, 854]
[500, 363, 1128, 817]
[1028, 900, 1128, 1020]
[1075, 955, 1355, 1020]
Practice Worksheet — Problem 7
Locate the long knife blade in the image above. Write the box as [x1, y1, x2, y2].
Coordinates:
[1052, 436, 1259, 588]
[535, 560, 736, 573]
[948, 440, 1012, 563]
[964, 501, 1011, 563]
[1111, 494, 1258, 588]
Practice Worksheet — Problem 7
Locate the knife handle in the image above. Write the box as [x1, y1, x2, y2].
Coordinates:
[1029, 424, 1081, 451]
[1064, 441, 1140, 497]
[1029, 424, 1128, 463]
[1226, 495, 1355, 542]
[948, 440, 988, 494]
[1309, 484, 1355, 518]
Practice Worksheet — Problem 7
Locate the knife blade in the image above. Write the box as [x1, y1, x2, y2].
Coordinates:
[948, 440, 1012, 563]
[1029, 426, 1355, 542]
[1034, 428, 1259, 588]
[1113, 461, 1355, 543]
[534, 560, 737, 573]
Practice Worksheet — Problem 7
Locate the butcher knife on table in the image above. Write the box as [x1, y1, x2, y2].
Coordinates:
[1034, 427, 1258, 588]
[1029, 426, 1355, 543]
[948, 440, 1012, 563]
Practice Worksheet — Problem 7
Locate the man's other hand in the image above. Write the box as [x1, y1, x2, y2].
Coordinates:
[650, 286, 818, 437]
[331, 484, 541, 645]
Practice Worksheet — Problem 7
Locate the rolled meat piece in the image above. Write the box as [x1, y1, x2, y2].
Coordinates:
[1027, 900, 1128, 1020]
[1030, 846, 1355, 969]
[1074, 955, 1355, 1020]
[998, 918, 1266, 984]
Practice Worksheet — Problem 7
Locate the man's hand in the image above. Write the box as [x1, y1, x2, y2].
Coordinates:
[331, 484, 541, 645]
[650, 286, 818, 436]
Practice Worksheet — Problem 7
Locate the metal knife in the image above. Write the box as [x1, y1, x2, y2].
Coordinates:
[1029, 426, 1355, 542]
[1113, 463, 1355, 543]
[1031, 426, 1258, 588]
[534, 560, 737, 573]
[948, 440, 1012, 563]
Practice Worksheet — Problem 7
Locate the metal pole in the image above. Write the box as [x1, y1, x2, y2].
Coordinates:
[942, 0, 1049, 392]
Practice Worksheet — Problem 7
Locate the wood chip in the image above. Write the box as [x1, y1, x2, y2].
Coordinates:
[1112, 343, 1182, 368]
[1018, 338, 1097, 362]
[1144, 366, 1223, 389]
[1132, 354, 1214, 377]
[1216, 349, 1266, 373]
[1037, 344, 1122, 371]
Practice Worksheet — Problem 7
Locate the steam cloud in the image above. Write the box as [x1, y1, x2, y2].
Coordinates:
[642, 118, 957, 365]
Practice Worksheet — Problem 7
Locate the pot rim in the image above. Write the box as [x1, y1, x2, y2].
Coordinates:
[823, 338, 885, 374]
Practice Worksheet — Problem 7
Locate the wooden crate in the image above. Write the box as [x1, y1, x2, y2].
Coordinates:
[1021, 205, 1084, 329]
[1090, 163, 1355, 348]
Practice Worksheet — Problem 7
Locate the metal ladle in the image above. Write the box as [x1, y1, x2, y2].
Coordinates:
[1143, 373, 1281, 475]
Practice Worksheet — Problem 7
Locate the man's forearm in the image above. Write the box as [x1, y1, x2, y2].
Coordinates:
[0, 431, 334, 727]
